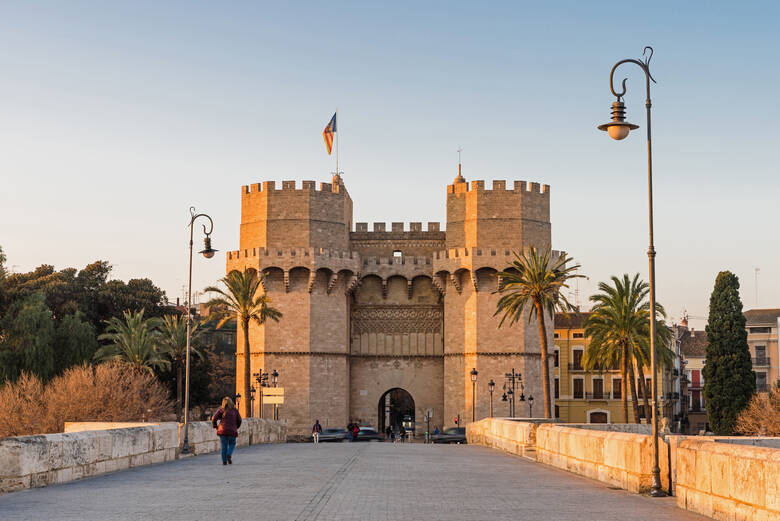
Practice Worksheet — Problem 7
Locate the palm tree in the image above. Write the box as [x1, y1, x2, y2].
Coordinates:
[583, 274, 673, 423]
[205, 268, 282, 417]
[95, 309, 169, 375]
[495, 247, 582, 418]
[156, 314, 204, 421]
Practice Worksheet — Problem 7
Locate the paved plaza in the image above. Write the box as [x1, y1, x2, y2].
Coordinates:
[0, 442, 708, 521]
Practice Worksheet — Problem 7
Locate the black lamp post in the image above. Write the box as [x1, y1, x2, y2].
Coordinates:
[181, 207, 217, 455]
[597, 46, 664, 498]
[488, 379, 495, 418]
[470, 368, 478, 422]
[504, 369, 522, 417]
[529, 395, 534, 418]
[506, 388, 514, 417]
[272, 369, 279, 420]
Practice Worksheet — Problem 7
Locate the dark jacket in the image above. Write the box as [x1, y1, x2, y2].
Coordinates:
[212, 407, 242, 437]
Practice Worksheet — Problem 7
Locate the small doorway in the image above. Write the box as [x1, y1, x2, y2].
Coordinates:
[589, 411, 608, 423]
[378, 388, 415, 434]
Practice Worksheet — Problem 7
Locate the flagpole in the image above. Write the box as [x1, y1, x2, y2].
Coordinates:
[336, 108, 339, 176]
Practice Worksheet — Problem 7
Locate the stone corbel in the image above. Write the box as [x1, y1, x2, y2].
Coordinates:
[450, 273, 462, 294]
[283, 270, 290, 293]
[432, 275, 446, 296]
[259, 271, 268, 293]
[407, 279, 413, 300]
[345, 273, 361, 296]
[471, 271, 479, 292]
[496, 274, 504, 292]
[307, 270, 316, 293]
[327, 273, 338, 295]
[381, 279, 388, 299]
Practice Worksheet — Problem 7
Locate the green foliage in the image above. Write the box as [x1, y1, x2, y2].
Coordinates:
[0, 293, 55, 382]
[52, 311, 99, 371]
[703, 271, 755, 435]
[95, 309, 170, 374]
[205, 268, 282, 416]
[583, 274, 674, 423]
[495, 247, 583, 418]
[0, 245, 7, 280]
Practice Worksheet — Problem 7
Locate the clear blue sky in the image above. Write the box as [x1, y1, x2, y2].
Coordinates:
[2, 1, 779, 328]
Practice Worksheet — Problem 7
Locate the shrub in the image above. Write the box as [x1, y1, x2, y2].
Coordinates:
[736, 386, 780, 436]
[0, 362, 172, 438]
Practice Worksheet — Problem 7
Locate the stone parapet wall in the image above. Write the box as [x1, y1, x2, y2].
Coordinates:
[675, 438, 780, 521]
[0, 419, 287, 494]
[535, 423, 671, 494]
[466, 418, 556, 458]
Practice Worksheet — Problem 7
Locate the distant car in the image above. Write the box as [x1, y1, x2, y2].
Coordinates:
[317, 428, 348, 442]
[431, 427, 467, 444]
[355, 427, 382, 442]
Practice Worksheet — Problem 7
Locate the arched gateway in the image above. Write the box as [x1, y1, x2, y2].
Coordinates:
[378, 388, 415, 434]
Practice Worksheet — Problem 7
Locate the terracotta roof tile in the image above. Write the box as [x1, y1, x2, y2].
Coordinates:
[744, 308, 780, 325]
[554, 312, 591, 330]
[679, 329, 707, 357]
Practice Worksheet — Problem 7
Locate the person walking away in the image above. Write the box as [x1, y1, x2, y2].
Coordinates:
[312, 419, 322, 443]
[212, 397, 242, 465]
[433, 426, 439, 435]
[385, 426, 392, 441]
[399, 425, 406, 443]
[352, 424, 360, 441]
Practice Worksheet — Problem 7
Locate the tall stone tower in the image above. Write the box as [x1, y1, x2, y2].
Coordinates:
[227, 170, 554, 436]
[226, 175, 358, 433]
[434, 170, 553, 423]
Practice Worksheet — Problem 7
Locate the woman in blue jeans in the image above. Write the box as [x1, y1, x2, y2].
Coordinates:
[212, 397, 242, 465]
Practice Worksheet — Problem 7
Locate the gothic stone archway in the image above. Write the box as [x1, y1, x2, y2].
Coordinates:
[378, 388, 415, 434]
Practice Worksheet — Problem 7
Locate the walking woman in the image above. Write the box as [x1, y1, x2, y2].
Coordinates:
[212, 397, 242, 465]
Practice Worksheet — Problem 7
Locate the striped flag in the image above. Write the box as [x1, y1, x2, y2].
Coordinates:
[323, 112, 337, 155]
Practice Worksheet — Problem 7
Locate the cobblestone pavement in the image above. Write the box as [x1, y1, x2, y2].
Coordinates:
[0, 442, 709, 521]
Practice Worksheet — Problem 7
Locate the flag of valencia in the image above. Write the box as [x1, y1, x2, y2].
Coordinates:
[323, 112, 336, 155]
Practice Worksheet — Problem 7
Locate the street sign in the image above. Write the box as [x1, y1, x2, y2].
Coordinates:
[263, 396, 284, 405]
[263, 387, 284, 396]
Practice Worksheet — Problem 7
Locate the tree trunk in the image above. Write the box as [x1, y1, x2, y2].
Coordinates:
[628, 362, 641, 424]
[621, 345, 629, 423]
[534, 300, 552, 419]
[637, 363, 651, 421]
[243, 317, 252, 418]
[176, 361, 183, 422]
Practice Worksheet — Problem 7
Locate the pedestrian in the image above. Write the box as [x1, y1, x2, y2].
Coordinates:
[346, 422, 353, 441]
[399, 425, 406, 443]
[385, 426, 392, 441]
[212, 396, 242, 466]
[352, 423, 360, 441]
[312, 419, 322, 443]
[433, 426, 439, 435]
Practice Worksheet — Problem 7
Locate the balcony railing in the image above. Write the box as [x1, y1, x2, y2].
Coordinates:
[567, 362, 584, 371]
[585, 392, 610, 400]
[752, 357, 770, 366]
[757, 384, 769, 392]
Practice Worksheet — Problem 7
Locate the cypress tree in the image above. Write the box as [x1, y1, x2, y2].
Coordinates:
[703, 271, 755, 434]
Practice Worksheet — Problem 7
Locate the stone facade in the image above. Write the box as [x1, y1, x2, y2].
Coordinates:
[227, 172, 556, 436]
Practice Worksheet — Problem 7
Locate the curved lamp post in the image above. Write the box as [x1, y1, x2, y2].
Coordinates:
[272, 369, 279, 420]
[181, 207, 216, 454]
[597, 46, 664, 497]
[470, 368, 478, 422]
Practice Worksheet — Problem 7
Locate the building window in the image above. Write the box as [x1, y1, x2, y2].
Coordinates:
[592, 378, 604, 399]
[554, 332, 559, 339]
[573, 332, 584, 339]
[755, 345, 767, 366]
[573, 378, 584, 399]
[555, 405, 560, 418]
[572, 349, 583, 370]
[554, 378, 559, 399]
[393, 250, 402, 258]
[613, 378, 622, 399]
[757, 372, 768, 392]
[638, 405, 646, 419]
[750, 327, 771, 334]
[554, 350, 559, 368]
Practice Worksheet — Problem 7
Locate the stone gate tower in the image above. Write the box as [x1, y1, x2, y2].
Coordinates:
[227, 170, 554, 436]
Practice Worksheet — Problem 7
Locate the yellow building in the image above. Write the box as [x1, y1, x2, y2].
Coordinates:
[744, 308, 780, 391]
[554, 312, 667, 424]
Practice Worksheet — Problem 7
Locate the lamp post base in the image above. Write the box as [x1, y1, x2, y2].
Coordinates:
[649, 487, 667, 497]
[181, 438, 190, 455]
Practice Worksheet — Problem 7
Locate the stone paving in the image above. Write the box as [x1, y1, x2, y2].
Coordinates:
[0, 442, 709, 521]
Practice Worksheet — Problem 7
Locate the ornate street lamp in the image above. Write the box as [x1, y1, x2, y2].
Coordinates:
[181, 207, 216, 455]
[272, 369, 279, 420]
[470, 368, 478, 422]
[488, 379, 495, 418]
[597, 46, 664, 497]
[506, 387, 514, 417]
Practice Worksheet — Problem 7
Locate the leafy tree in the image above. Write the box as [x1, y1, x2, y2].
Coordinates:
[703, 271, 755, 434]
[52, 311, 99, 373]
[155, 314, 204, 421]
[94, 309, 169, 374]
[583, 274, 673, 423]
[495, 247, 582, 419]
[205, 269, 282, 417]
[0, 293, 55, 382]
[0, 245, 7, 280]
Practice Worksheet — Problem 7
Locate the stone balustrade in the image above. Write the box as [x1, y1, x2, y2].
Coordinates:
[467, 417, 780, 520]
[0, 418, 287, 494]
[676, 438, 780, 521]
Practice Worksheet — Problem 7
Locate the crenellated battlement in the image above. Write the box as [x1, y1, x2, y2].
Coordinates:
[227, 247, 358, 261]
[446, 179, 550, 196]
[361, 255, 432, 267]
[353, 222, 441, 233]
[241, 179, 348, 196]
